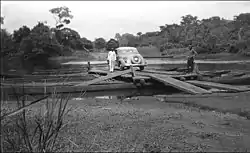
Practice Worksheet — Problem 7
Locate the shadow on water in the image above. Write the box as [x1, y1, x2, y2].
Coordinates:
[4, 86, 182, 102]
[70, 86, 181, 101]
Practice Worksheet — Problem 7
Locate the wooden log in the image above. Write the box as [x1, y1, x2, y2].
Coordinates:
[141, 69, 184, 75]
[136, 71, 198, 79]
[147, 74, 212, 94]
[2, 82, 155, 95]
[186, 80, 250, 92]
[1, 80, 127, 87]
[75, 68, 135, 87]
[2, 75, 97, 84]
[88, 69, 108, 75]
[199, 74, 250, 85]
[155, 91, 250, 99]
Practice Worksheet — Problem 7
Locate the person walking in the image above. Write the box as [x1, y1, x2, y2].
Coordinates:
[187, 45, 198, 73]
[107, 48, 117, 73]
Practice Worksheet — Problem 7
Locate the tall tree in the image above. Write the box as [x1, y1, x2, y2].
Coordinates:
[233, 13, 250, 41]
[115, 33, 121, 41]
[49, 6, 73, 30]
[180, 14, 200, 42]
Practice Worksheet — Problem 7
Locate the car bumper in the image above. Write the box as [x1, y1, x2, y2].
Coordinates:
[122, 63, 147, 67]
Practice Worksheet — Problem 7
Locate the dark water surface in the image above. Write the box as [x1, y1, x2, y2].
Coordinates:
[4, 86, 182, 102]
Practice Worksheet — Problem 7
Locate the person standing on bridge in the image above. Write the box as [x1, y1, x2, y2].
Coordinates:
[107, 48, 117, 73]
[187, 45, 198, 73]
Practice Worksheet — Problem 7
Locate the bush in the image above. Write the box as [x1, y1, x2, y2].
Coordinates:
[1, 93, 70, 152]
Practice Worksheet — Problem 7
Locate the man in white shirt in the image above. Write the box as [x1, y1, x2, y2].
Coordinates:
[107, 49, 117, 73]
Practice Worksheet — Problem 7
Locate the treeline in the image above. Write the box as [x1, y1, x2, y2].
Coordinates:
[0, 6, 119, 73]
[114, 13, 250, 55]
[1, 7, 250, 73]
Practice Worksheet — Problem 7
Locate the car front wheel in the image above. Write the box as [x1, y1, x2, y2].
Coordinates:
[118, 62, 124, 70]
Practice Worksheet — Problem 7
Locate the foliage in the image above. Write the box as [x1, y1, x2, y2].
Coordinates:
[49, 6, 73, 30]
[1, 16, 4, 24]
[136, 13, 250, 55]
[13, 26, 31, 43]
[1, 11, 250, 73]
[80, 37, 94, 50]
[94, 38, 106, 49]
[0, 29, 16, 57]
[20, 22, 62, 58]
[1, 93, 70, 152]
[119, 33, 140, 47]
[106, 38, 119, 50]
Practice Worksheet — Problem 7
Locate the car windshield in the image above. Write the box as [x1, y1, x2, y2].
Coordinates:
[117, 49, 139, 55]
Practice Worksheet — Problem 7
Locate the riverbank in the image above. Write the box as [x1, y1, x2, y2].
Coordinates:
[2, 91, 250, 152]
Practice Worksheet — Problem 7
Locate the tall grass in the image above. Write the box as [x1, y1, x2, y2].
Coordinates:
[1, 89, 71, 152]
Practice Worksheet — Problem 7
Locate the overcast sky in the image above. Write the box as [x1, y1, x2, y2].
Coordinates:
[1, 1, 250, 41]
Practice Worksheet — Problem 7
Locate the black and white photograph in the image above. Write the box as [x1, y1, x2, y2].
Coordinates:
[1, 1, 250, 152]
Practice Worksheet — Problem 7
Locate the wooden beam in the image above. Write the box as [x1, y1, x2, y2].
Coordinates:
[3, 82, 155, 95]
[88, 69, 108, 75]
[136, 71, 197, 79]
[75, 69, 133, 86]
[147, 74, 211, 94]
[186, 80, 250, 92]
[141, 70, 184, 75]
[155, 91, 250, 99]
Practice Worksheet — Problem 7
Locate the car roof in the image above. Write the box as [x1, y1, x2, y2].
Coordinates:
[116, 47, 137, 50]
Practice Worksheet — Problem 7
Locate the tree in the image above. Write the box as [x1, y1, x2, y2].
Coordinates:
[180, 14, 200, 42]
[120, 33, 139, 47]
[137, 32, 142, 37]
[233, 13, 250, 41]
[13, 26, 31, 43]
[49, 6, 73, 30]
[0, 29, 16, 57]
[20, 22, 62, 59]
[106, 38, 119, 50]
[1, 16, 4, 25]
[80, 37, 93, 50]
[115, 33, 121, 41]
[55, 27, 81, 49]
[94, 38, 106, 49]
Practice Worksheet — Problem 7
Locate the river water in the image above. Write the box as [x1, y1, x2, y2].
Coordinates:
[62, 59, 250, 65]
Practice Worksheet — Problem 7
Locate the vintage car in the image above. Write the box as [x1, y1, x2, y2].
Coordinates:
[115, 47, 147, 71]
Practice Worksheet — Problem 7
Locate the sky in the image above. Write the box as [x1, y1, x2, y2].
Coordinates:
[1, 1, 250, 41]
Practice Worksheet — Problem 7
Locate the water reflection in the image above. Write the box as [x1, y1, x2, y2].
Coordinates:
[69, 86, 181, 102]
[4, 86, 181, 102]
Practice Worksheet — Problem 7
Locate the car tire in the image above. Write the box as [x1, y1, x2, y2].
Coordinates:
[118, 62, 124, 70]
[139, 66, 144, 71]
[120, 66, 125, 70]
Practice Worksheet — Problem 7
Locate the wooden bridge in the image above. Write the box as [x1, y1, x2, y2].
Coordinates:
[1, 63, 250, 96]
[76, 65, 250, 95]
